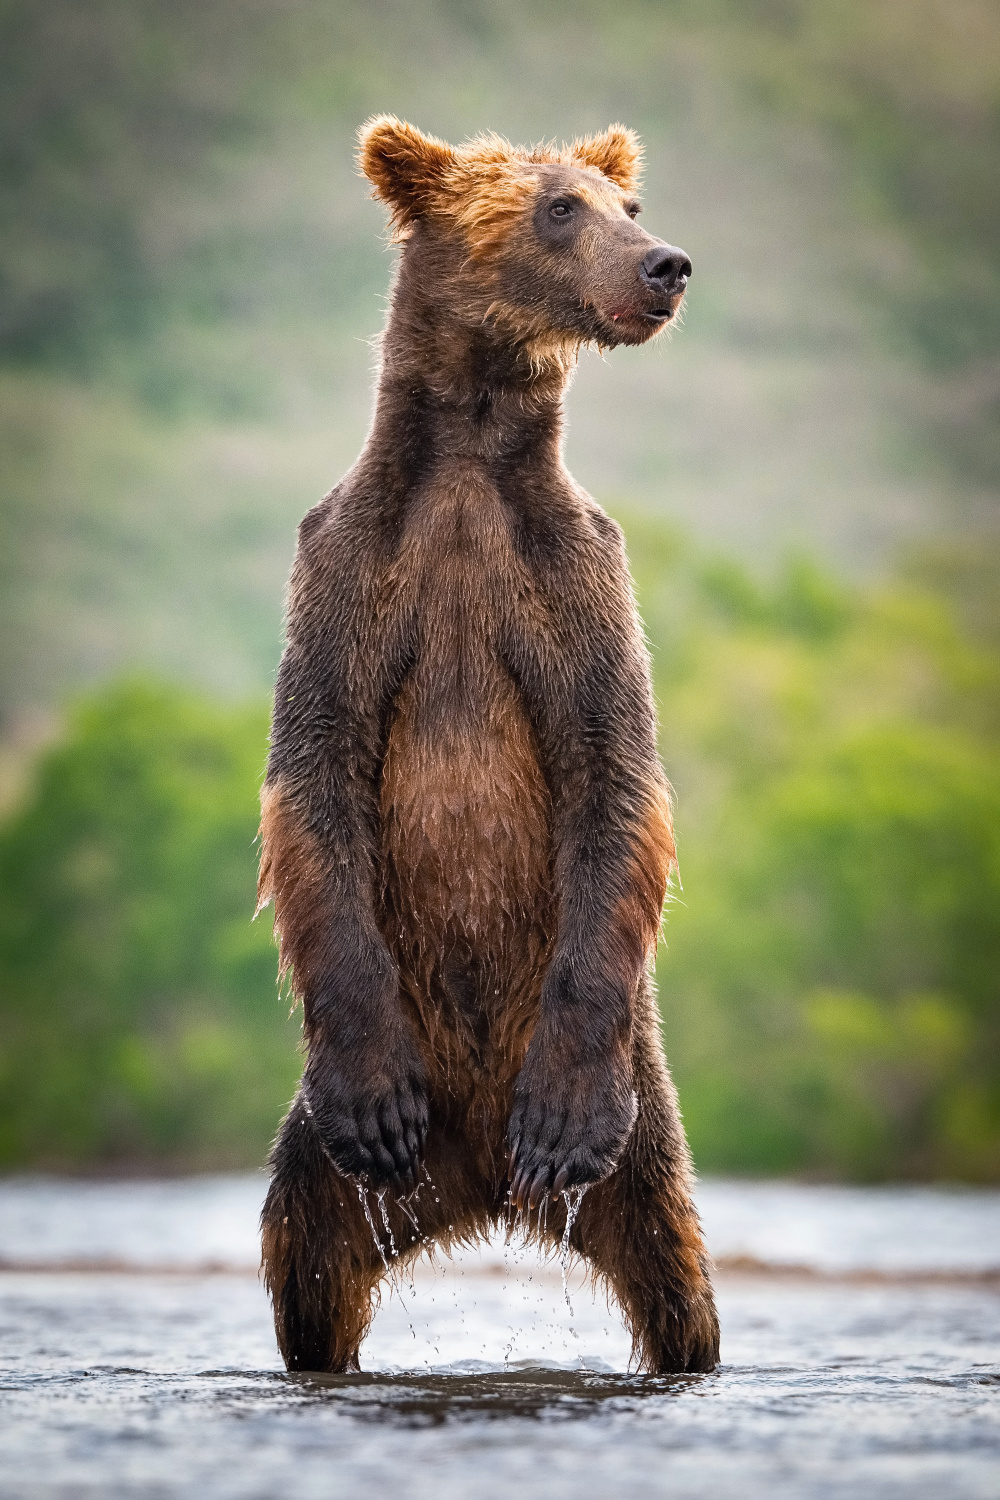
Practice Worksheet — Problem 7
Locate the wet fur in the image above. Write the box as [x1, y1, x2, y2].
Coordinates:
[259, 118, 719, 1374]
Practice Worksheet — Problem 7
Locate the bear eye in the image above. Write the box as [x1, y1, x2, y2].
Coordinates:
[626, 201, 642, 220]
[549, 200, 573, 219]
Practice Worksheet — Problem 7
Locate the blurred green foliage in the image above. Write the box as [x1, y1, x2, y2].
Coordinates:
[1, 528, 997, 1179]
[626, 516, 1000, 1181]
[0, 683, 299, 1167]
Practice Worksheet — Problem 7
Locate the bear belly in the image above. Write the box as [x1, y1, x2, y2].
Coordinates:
[379, 665, 554, 1045]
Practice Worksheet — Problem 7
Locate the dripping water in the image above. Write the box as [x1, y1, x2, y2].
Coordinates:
[376, 1190, 398, 1259]
[356, 1182, 390, 1272]
[558, 1186, 588, 1322]
[356, 1180, 425, 1345]
[356, 1171, 588, 1366]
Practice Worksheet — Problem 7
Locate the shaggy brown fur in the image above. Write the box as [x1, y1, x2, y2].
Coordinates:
[258, 116, 719, 1375]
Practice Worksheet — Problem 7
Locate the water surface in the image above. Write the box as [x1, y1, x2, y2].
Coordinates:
[1, 1176, 997, 1498]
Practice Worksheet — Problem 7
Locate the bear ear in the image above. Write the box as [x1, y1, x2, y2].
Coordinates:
[570, 125, 643, 192]
[357, 115, 455, 230]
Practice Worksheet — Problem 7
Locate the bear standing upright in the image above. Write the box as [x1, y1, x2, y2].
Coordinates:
[258, 116, 720, 1375]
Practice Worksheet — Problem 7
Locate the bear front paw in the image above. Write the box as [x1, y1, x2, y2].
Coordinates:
[506, 1050, 637, 1210]
[302, 1052, 429, 1193]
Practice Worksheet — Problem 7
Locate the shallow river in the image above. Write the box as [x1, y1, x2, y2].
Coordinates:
[1, 1175, 998, 1498]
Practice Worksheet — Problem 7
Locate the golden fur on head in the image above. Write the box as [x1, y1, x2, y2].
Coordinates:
[358, 115, 643, 248]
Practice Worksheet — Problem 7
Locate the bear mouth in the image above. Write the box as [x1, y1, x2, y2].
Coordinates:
[595, 299, 680, 344]
[606, 304, 674, 327]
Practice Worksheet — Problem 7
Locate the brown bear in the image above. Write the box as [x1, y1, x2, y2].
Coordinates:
[257, 115, 720, 1376]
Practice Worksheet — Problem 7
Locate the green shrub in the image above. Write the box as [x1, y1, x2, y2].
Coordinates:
[0, 681, 299, 1168]
[628, 521, 1000, 1180]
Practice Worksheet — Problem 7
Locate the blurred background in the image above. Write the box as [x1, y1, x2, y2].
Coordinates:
[1, 0, 998, 1182]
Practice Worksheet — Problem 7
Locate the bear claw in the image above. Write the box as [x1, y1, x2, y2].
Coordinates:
[506, 1057, 638, 1210]
[301, 1067, 429, 1190]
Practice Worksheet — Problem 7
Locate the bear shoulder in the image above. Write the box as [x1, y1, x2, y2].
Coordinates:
[572, 497, 630, 583]
[292, 483, 371, 581]
[585, 504, 626, 556]
[296, 486, 342, 551]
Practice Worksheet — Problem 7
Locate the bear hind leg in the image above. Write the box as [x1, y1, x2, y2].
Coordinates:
[573, 1159, 719, 1373]
[562, 1011, 720, 1374]
[262, 1094, 413, 1373]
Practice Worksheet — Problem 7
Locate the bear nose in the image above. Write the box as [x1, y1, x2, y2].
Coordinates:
[640, 244, 692, 292]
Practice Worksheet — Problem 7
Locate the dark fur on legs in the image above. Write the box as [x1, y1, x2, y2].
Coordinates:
[262, 1095, 393, 1371]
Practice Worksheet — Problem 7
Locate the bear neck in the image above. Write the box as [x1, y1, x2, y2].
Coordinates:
[366, 233, 573, 480]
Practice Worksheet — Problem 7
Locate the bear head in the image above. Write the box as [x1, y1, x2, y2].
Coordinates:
[358, 116, 690, 363]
